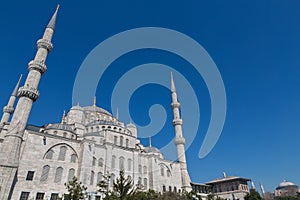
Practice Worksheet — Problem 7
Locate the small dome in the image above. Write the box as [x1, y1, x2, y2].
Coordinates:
[277, 180, 297, 188]
[83, 106, 112, 116]
[144, 146, 161, 154]
[70, 105, 83, 111]
[126, 122, 136, 128]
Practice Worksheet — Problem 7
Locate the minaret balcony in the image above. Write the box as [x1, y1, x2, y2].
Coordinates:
[28, 60, 47, 74]
[18, 86, 40, 102]
[174, 137, 186, 145]
[171, 102, 180, 109]
[37, 38, 53, 52]
[172, 119, 183, 126]
[3, 106, 14, 114]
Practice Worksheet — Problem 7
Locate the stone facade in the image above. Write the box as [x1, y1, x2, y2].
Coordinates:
[1, 105, 185, 200]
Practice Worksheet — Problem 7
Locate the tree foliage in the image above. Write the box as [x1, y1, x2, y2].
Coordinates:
[62, 176, 87, 200]
[244, 189, 263, 200]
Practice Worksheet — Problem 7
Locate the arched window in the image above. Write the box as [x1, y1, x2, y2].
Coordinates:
[144, 178, 148, 189]
[90, 171, 94, 185]
[98, 158, 104, 167]
[97, 172, 103, 184]
[138, 165, 142, 174]
[174, 186, 177, 192]
[45, 150, 54, 159]
[127, 159, 132, 171]
[162, 185, 166, 192]
[143, 166, 147, 174]
[70, 154, 77, 163]
[160, 166, 164, 176]
[92, 157, 96, 166]
[68, 168, 75, 182]
[58, 146, 67, 161]
[111, 156, 116, 169]
[110, 173, 115, 187]
[138, 177, 142, 187]
[63, 132, 67, 138]
[54, 167, 63, 183]
[114, 136, 117, 145]
[126, 139, 129, 148]
[40, 165, 50, 182]
[119, 157, 124, 170]
[167, 169, 171, 177]
[120, 136, 124, 146]
[169, 186, 172, 192]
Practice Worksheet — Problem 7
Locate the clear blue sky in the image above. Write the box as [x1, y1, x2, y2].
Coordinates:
[0, 0, 300, 192]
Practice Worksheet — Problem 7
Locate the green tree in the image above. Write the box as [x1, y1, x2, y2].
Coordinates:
[62, 176, 87, 200]
[244, 189, 263, 200]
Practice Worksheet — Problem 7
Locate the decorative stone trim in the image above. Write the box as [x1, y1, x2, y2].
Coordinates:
[28, 60, 47, 74]
[172, 119, 183, 126]
[37, 38, 53, 51]
[18, 86, 40, 101]
[3, 106, 14, 114]
[174, 137, 185, 145]
[171, 102, 180, 109]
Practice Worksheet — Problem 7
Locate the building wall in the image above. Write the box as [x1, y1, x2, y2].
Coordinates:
[11, 123, 184, 199]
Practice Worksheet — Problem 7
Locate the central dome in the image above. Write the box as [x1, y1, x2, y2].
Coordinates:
[83, 106, 112, 116]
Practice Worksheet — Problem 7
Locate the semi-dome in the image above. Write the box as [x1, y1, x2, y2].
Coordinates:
[45, 123, 73, 132]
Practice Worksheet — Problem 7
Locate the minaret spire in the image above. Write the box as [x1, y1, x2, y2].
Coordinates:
[149, 136, 152, 147]
[170, 73, 192, 191]
[47, 4, 60, 30]
[0, 75, 22, 132]
[61, 110, 66, 124]
[0, 6, 59, 200]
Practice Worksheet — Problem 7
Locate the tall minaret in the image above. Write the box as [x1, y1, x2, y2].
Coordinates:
[0, 6, 59, 200]
[170, 72, 192, 191]
[0, 75, 22, 132]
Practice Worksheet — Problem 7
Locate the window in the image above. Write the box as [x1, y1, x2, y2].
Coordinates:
[167, 169, 171, 177]
[110, 173, 115, 187]
[160, 166, 164, 176]
[70, 154, 77, 163]
[50, 193, 59, 200]
[97, 172, 103, 184]
[127, 159, 132, 171]
[63, 132, 67, 138]
[90, 171, 95, 185]
[119, 157, 124, 170]
[144, 178, 148, 189]
[111, 156, 116, 169]
[68, 168, 75, 182]
[114, 136, 117, 145]
[98, 158, 103, 167]
[143, 166, 147, 174]
[40, 165, 50, 182]
[20, 192, 30, 200]
[162, 185, 166, 192]
[92, 157, 96, 166]
[169, 186, 172, 192]
[174, 186, 177, 192]
[95, 196, 101, 200]
[26, 171, 34, 181]
[54, 167, 63, 183]
[126, 139, 129, 148]
[36, 193, 44, 200]
[138, 165, 142, 173]
[45, 150, 54, 159]
[58, 146, 67, 161]
[120, 136, 124, 146]
[138, 177, 142, 186]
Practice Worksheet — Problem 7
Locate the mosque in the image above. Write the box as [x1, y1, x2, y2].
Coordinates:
[0, 5, 258, 200]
